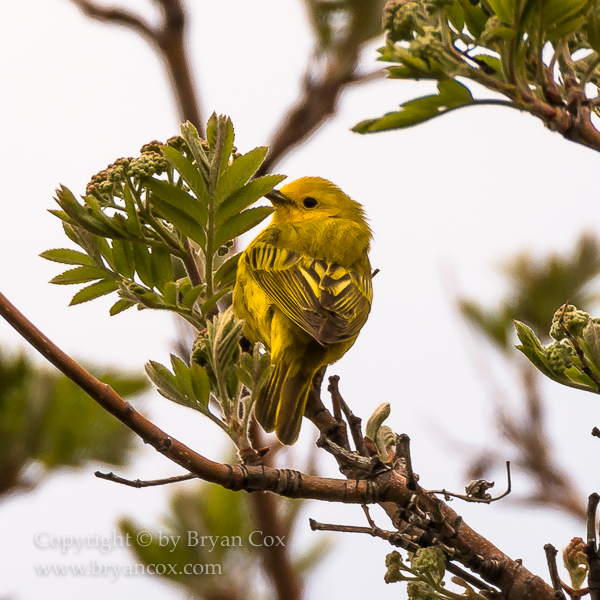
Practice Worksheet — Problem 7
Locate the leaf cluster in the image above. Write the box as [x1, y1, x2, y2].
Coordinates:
[384, 548, 486, 599]
[146, 308, 271, 448]
[355, 0, 600, 135]
[516, 303, 600, 394]
[44, 115, 284, 327]
[43, 115, 283, 453]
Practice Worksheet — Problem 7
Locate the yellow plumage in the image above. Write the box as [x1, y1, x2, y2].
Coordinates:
[233, 177, 373, 445]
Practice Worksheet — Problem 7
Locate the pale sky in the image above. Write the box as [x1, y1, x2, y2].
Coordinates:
[1, 1, 599, 598]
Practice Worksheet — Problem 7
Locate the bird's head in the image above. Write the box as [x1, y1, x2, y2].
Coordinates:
[266, 177, 369, 228]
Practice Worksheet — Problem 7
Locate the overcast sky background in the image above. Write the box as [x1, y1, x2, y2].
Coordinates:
[2, 1, 600, 598]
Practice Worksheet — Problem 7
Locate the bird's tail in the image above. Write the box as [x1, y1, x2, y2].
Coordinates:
[255, 359, 315, 445]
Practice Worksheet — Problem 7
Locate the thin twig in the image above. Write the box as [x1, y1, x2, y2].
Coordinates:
[310, 517, 495, 592]
[328, 375, 344, 423]
[183, 239, 203, 287]
[430, 461, 512, 504]
[318, 438, 385, 475]
[544, 544, 567, 599]
[585, 493, 600, 600]
[309, 517, 419, 551]
[396, 434, 417, 491]
[338, 394, 367, 456]
[95, 471, 197, 488]
[362, 504, 376, 528]
[588, 494, 600, 547]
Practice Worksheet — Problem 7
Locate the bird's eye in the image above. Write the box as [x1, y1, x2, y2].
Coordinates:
[303, 197, 318, 209]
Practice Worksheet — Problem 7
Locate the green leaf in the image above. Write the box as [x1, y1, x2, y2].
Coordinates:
[459, 0, 489, 38]
[582, 320, 600, 374]
[207, 115, 234, 194]
[474, 54, 503, 73]
[145, 178, 207, 229]
[190, 364, 211, 406]
[515, 321, 560, 380]
[180, 121, 209, 179]
[214, 253, 240, 288]
[110, 298, 135, 316]
[84, 195, 129, 238]
[216, 174, 286, 227]
[151, 245, 173, 293]
[515, 321, 596, 392]
[217, 118, 235, 177]
[445, 0, 465, 30]
[170, 354, 195, 399]
[206, 113, 218, 160]
[55, 186, 116, 238]
[387, 65, 421, 79]
[201, 288, 231, 317]
[132, 242, 154, 288]
[547, 16, 585, 40]
[353, 80, 473, 133]
[62, 224, 109, 268]
[544, 0, 587, 27]
[145, 361, 187, 405]
[112, 239, 135, 279]
[161, 146, 210, 208]
[353, 105, 439, 132]
[94, 236, 115, 269]
[69, 279, 119, 306]
[40, 248, 96, 266]
[535, 0, 588, 39]
[50, 266, 109, 285]
[438, 79, 474, 105]
[585, 10, 600, 52]
[214, 147, 269, 206]
[163, 281, 178, 306]
[487, 0, 515, 23]
[148, 194, 207, 249]
[48, 209, 77, 227]
[181, 284, 205, 310]
[123, 182, 143, 237]
[214, 206, 273, 249]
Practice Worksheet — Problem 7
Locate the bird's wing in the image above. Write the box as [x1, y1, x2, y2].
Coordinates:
[244, 243, 372, 346]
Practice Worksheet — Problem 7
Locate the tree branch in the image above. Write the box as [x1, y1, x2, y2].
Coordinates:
[94, 470, 197, 487]
[69, 0, 202, 130]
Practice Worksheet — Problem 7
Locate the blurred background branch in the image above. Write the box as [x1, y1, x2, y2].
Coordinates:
[459, 234, 600, 523]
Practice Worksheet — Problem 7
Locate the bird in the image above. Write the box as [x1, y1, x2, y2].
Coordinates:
[233, 176, 373, 445]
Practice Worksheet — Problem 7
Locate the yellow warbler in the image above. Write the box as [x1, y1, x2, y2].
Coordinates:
[233, 177, 373, 445]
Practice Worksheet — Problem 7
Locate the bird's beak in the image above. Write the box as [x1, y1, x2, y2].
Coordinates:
[266, 189, 287, 206]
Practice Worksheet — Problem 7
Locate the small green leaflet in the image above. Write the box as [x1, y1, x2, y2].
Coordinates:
[353, 79, 474, 133]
